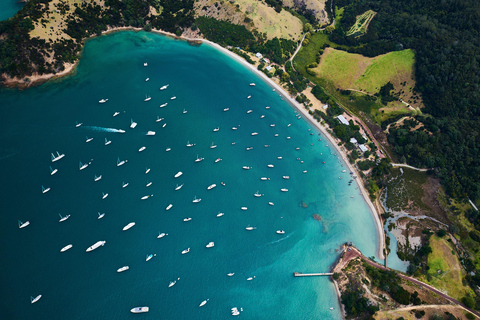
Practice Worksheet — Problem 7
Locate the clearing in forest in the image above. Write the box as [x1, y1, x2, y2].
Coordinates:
[346, 9, 376, 37]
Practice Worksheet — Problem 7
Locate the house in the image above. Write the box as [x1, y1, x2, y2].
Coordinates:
[255, 53, 263, 59]
[265, 65, 273, 71]
[262, 57, 270, 64]
[322, 104, 329, 110]
[336, 115, 349, 125]
[358, 144, 368, 153]
[350, 138, 358, 144]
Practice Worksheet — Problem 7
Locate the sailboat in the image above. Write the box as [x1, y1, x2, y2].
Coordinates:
[85, 136, 93, 143]
[122, 182, 129, 188]
[59, 213, 70, 222]
[75, 121, 82, 127]
[195, 155, 204, 163]
[182, 109, 187, 114]
[199, 299, 209, 307]
[160, 84, 169, 90]
[18, 220, 30, 228]
[51, 151, 65, 162]
[192, 196, 201, 203]
[102, 192, 108, 199]
[117, 157, 126, 166]
[94, 175, 102, 182]
[175, 183, 184, 191]
[144, 95, 151, 102]
[50, 166, 58, 175]
[79, 161, 88, 170]
[210, 142, 217, 149]
[104, 138, 111, 145]
[30, 295, 42, 304]
[98, 212, 105, 219]
[41, 185, 50, 193]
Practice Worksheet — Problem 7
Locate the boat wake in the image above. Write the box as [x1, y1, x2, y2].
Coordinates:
[265, 233, 292, 246]
[85, 126, 124, 133]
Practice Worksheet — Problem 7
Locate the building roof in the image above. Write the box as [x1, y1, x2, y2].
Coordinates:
[322, 104, 329, 109]
[350, 138, 358, 144]
[255, 53, 263, 58]
[265, 66, 273, 71]
[359, 144, 368, 152]
[336, 115, 349, 125]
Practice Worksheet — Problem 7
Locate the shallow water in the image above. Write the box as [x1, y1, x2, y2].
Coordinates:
[0, 31, 380, 319]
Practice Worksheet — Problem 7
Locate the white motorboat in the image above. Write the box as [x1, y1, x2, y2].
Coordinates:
[260, 115, 265, 118]
[94, 174, 102, 181]
[182, 108, 187, 114]
[31, 295, 42, 304]
[250, 83, 255, 86]
[183, 217, 192, 222]
[144, 95, 151, 102]
[166, 147, 171, 151]
[141, 194, 152, 200]
[254, 191, 261, 197]
[131, 307, 149, 313]
[192, 196, 201, 203]
[60, 244, 73, 252]
[18, 220, 30, 228]
[139, 146, 146, 152]
[42, 185, 50, 193]
[227, 273, 234, 276]
[283, 176, 289, 179]
[157, 233, 167, 238]
[206, 242, 214, 248]
[117, 157, 126, 166]
[216, 212, 224, 217]
[247, 110, 253, 113]
[130, 119, 137, 129]
[117, 266, 129, 273]
[270, 124, 275, 127]
[215, 158, 222, 163]
[76, 121, 82, 127]
[266, 106, 271, 109]
[246, 147, 253, 151]
[174, 171, 183, 178]
[160, 84, 169, 90]
[213, 127, 219, 132]
[195, 155, 204, 162]
[166, 204, 173, 211]
[123, 222, 135, 231]
[287, 123, 292, 127]
[251, 132, 258, 136]
[85, 136, 93, 143]
[146, 131, 155, 136]
[146, 254, 155, 261]
[170, 96, 176, 100]
[232, 126, 237, 130]
[241, 207, 247, 211]
[168, 278, 179, 287]
[245, 226, 256, 230]
[181, 248, 190, 254]
[160, 103, 168, 108]
[267, 164, 274, 168]
[303, 170, 308, 173]
[98, 212, 105, 219]
[276, 230, 285, 234]
[275, 134, 279, 137]
[223, 107, 229, 111]
[247, 276, 255, 280]
[186, 141, 194, 147]
[268, 202, 274, 206]
[146, 181, 152, 187]
[242, 166, 250, 170]
[156, 116, 164, 122]
[99, 98, 108, 103]
[118, 130, 126, 134]
[281, 188, 288, 192]
[122, 182, 129, 188]
[51, 151, 65, 162]
[50, 166, 58, 175]
[145, 168, 151, 174]
[86, 240, 106, 252]
[102, 192, 108, 199]
[79, 161, 88, 170]
[144, 62, 148, 66]
[145, 77, 149, 82]
[113, 112, 120, 117]
[210, 142, 217, 149]
[207, 184, 216, 190]
[231, 307, 240, 316]
[247, 95, 251, 99]
[199, 299, 209, 307]
[175, 183, 184, 191]
[277, 156, 282, 159]
[59, 214, 70, 222]
[260, 177, 268, 181]
[105, 138, 112, 145]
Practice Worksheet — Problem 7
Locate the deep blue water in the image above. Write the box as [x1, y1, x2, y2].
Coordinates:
[0, 31, 380, 319]
[0, 0, 23, 20]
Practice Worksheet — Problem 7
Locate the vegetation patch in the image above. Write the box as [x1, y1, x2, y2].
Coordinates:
[195, 17, 255, 47]
[346, 9, 376, 37]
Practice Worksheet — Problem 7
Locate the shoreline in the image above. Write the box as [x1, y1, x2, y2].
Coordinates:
[1, 26, 385, 259]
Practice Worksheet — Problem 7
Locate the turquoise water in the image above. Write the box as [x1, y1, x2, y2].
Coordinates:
[0, 31, 380, 319]
[0, 0, 23, 20]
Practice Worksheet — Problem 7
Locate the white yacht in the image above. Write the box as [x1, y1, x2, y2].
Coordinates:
[245, 226, 256, 230]
[247, 110, 253, 113]
[174, 171, 183, 178]
[260, 177, 268, 181]
[268, 202, 274, 206]
[117, 157, 126, 166]
[192, 196, 201, 203]
[99, 98, 108, 103]
[282, 176, 290, 179]
[146, 131, 155, 136]
[215, 158, 222, 163]
[131, 307, 149, 313]
[216, 212, 224, 217]
[175, 183, 184, 191]
[250, 83, 255, 86]
[303, 170, 307, 173]
[183, 217, 192, 222]
[59, 214, 70, 222]
[145, 168, 151, 174]
[60, 244, 73, 252]
[130, 119, 137, 129]
[166, 204, 173, 211]
[213, 127, 219, 132]
[287, 123, 292, 127]
[94, 175, 102, 181]
[50, 166, 58, 175]
[160, 103, 168, 107]
[157, 233, 167, 238]
[117, 266, 129, 273]
[18, 220, 30, 228]
[260, 115, 265, 118]
[182, 108, 187, 114]
[181, 248, 190, 254]
[267, 164, 274, 168]
[232, 126, 237, 130]
[122, 182, 129, 188]
[251, 132, 258, 136]
[160, 84, 169, 90]
[51, 151, 65, 162]
[146, 254, 155, 261]
[206, 242, 214, 248]
[166, 147, 171, 151]
[144, 62, 148, 66]
[79, 161, 88, 170]
[186, 141, 194, 147]
[146, 181, 152, 187]
[270, 124, 275, 127]
[246, 147, 253, 151]
[277, 156, 282, 159]
[223, 107, 229, 111]
[85, 136, 93, 143]
[276, 230, 285, 234]
[266, 106, 271, 109]
[42, 185, 50, 193]
[170, 96, 176, 100]
[104, 138, 111, 145]
[31, 295, 42, 304]
[113, 112, 120, 117]
[199, 299, 209, 307]
[76, 121, 82, 127]
[254, 191, 261, 197]
[281, 188, 288, 192]
[145, 78, 149, 82]
[98, 212, 105, 219]
[102, 192, 108, 199]
[86, 240, 106, 252]
[227, 273, 235, 276]
[168, 278, 179, 287]
[247, 95, 251, 99]
[242, 166, 250, 170]
[156, 116, 164, 122]
[241, 207, 247, 211]
[144, 95, 151, 102]
[231, 307, 240, 316]
[195, 155, 204, 163]
[123, 222, 135, 231]
[207, 184, 216, 190]
[141, 194, 152, 200]
[138, 146, 146, 152]
[247, 276, 255, 280]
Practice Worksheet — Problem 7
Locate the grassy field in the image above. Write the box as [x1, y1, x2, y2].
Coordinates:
[346, 10, 376, 37]
[423, 235, 474, 300]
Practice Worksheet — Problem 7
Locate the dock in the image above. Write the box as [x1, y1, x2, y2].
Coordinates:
[294, 272, 333, 277]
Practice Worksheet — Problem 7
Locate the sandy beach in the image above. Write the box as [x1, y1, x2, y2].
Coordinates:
[2, 26, 385, 259]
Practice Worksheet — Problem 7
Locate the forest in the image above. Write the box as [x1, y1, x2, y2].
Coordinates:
[330, 0, 480, 203]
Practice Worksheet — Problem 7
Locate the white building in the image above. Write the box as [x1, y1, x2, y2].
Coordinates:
[322, 104, 329, 110]
[336, 115, 349, 125]
[265, 65, 273, 71]
[255, 53, 263, 59]
[262, 57, 270, 64]
[358, 144, 368, 153]
[350, 138, 358, 144]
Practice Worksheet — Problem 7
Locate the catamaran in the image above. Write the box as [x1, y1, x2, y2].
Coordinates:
[51, 151, 65, 162]
[59, 214, 70, 222]
[94, 175, 102, 181]
[105, 138, 111, 145]
[79, 161, 88, 170]
[86, 240, 106, 252]
[18, 220, 30, 228]
[30, 295, 42, 304]
[42, 185, 50, 193]
[50, 166, 58, 175]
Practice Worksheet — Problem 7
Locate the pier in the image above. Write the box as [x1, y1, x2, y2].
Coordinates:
[293, 272, 333, 277]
